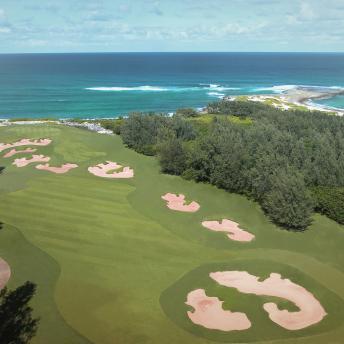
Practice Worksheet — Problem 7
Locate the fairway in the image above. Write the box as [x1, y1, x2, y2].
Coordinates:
[0, 124, 343, 344]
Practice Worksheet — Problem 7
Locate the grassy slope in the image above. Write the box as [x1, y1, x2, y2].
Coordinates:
[0, 124, 343, 344]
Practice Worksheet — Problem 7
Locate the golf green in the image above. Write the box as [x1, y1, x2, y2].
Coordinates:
[0, 124, 343, 344]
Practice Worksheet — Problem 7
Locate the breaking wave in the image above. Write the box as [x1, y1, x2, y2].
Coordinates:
[86, 84, 242, 92]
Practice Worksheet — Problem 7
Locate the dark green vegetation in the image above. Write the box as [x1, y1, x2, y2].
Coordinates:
[0, 282, 39, 344]
[175, 108, 199, 117]
[118, 101, 344, 230]
[312, 186, 344, 224]
[0, 124, 343, 343]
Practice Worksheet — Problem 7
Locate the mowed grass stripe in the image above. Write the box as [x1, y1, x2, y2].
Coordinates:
[0, 192, 164, 237]
[0, 184, 135, 220]
[17, 189, 135, 217]
[20, 178, 135, 209]
[28, 174, 135, 194]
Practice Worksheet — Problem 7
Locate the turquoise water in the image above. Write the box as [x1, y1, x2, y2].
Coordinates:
[0, 53, 343, 119]
[314, 95, 344, 110]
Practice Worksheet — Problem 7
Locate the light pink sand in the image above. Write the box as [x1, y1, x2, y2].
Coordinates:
[13, 154, 50, 167]
[88, 161, 134, 178]
[202, 219, 255, 242]
[36, 163, 78, 174]
[3, 147, 37, 158]
[161, 193, 200, 212]
[0, 258, 11, 290]
[0, 138, 52, 152]
[186, 289, 251, 331]
[210, 271, 327, 330]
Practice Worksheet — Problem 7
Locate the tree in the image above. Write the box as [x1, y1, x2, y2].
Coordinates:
[262, 168, 314, 230]
[158, 138, 187, 175]
[119, 100, 344, 229]
[312, 186, 344, 224]
[0, 282, 39, 344]
[172, 116, 196, 141]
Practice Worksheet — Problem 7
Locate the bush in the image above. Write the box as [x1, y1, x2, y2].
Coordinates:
[158, 138, 187, 175]
[120, 113, 169, 155]
[312, 187, 344, 224]
[262, 168, 314, 230]
[176, 108, 199, 118]
[207, 100, 269, 118]
[99, 119, 123, 135]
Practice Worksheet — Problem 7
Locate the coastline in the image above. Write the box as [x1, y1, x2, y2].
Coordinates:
[224, 87, 344, 116]
[1, 87, 343, 127]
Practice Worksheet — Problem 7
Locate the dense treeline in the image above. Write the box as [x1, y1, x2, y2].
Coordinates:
[118, 101, 344, 230]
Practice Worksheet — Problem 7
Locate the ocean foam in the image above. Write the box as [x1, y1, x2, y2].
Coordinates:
[253, 84, 344, 94]
[86, 86, 170, 92]
[208, 92, 225, 98]
[203, 84, 241, 91]
[253, 85, 298, 93]
[86, 84, 241, 93]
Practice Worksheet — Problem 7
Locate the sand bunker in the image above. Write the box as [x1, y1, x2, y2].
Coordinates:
[202, 219, 255, 242]
[88, 161, 134, 178]
[0, 138, 52, 152]
[0, 258, 11, 290]
[186, 289, 251, 331]
[13, 154, 50, 167]
[3, 147, 38, 158]
[210, 271, 327, 330]
[36, 163, 78, 174]
[161, 193, 200, 212]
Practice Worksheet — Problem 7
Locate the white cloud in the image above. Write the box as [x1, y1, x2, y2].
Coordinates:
[0, 27, 11, 33]
[287, 1, 317, 24]
[300, 2, 316, 20]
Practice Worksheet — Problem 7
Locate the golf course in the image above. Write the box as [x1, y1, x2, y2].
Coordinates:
[0, 123, 343, 344]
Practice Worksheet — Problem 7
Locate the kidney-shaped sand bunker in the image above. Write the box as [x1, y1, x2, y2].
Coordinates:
[210, 271, 326, 331]
[160, 261, 343, 343]
[186, 288, 251, 331]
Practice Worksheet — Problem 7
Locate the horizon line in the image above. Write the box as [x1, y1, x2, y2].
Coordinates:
[1, 51, 344, 55]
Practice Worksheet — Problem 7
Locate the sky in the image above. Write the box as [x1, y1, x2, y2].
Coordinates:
[0, 0, 343, 53]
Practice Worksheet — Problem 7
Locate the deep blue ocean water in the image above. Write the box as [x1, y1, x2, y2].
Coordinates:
[0, 52, 343, 119]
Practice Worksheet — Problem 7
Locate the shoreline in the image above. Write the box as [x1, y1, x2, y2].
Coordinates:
[1, 88, 343, 126]
[224, 87, 344, 116]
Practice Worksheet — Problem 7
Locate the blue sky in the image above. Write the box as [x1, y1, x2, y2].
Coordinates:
[0, 0, 343, 53]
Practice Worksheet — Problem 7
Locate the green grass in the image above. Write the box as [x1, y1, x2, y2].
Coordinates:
[188, 114, 252, 126]
[0, 124, 343, 344]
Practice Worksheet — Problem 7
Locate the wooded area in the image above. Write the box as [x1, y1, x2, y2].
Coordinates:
[117, 101, 344, 230]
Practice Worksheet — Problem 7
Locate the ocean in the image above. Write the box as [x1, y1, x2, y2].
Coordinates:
[0, 52, 343, 119]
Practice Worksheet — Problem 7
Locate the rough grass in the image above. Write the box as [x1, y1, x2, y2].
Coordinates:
[188, 114, 252, 125]
[0, 124, 343, 344]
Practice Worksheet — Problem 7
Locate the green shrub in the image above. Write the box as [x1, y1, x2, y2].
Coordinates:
[312, 187, 344, 224]
[175, 108, 199, 117]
